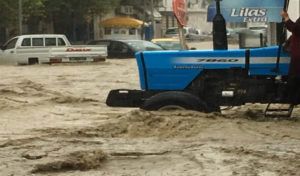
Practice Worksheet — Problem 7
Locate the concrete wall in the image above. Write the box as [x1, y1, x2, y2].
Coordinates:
[288, 0, 300, 21]
[187, 11, 212, 34]
[159, 0, 211, 37]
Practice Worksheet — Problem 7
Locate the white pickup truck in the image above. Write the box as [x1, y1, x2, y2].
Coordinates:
[0, 34, 107, 65]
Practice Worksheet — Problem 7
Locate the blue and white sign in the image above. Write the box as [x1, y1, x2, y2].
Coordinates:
[207, 0, 285, 22]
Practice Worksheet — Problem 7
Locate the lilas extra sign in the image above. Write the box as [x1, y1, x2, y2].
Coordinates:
[207, 0, 284, 23]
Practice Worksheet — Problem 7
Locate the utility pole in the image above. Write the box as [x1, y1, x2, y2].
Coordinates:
[18, 0, 23, 35]
[142, 0, 147, 40]
[150, 0, 155, 38]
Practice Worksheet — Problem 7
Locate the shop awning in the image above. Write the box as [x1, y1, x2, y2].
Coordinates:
[101, 17, 144, 28]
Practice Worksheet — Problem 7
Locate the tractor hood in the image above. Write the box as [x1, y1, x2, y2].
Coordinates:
[135, 47, 290, 91]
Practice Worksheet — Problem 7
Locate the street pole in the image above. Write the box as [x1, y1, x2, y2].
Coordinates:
[18, 0, 23, 35]
[142, 0, 146, 40]
[150, 0, 155, 39]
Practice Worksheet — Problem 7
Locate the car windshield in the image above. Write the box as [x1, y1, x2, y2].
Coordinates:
[249, 27, 266, 30]
[165, 28, 187, 35]
[123, 40, 163, 51]
[166, 28, 178, 35]
[154, 41, 181, 50]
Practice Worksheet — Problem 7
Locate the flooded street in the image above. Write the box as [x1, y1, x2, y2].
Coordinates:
[0, 48, 300, 175]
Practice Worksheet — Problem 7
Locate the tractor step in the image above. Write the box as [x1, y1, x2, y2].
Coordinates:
[264, 103, 294, 118]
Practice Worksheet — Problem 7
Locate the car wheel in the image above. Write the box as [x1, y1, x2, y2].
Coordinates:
[141, 91, 209, 112]
[28, 58, 39, 65]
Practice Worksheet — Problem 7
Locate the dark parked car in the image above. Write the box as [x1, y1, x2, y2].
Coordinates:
[151, 38, 183, 50]
[87, 39, 163, 58]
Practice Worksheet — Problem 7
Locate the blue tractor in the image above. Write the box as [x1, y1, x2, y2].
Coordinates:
[106, 0, 297, 117]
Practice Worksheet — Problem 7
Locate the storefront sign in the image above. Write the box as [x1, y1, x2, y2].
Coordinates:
[207, 0, 285, 22]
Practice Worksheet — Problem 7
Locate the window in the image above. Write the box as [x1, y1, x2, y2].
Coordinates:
[113, 28, 120, 34]
[2, 38, 18, 50]
[110, 42, 128, 53]
[120, 6, 133, 15]
[45, 38, 56, 46]
[32, 38, 44, 46]
[120, 29, 127, 35]
[21, 38, 31, 46]
[57, 38, 66, 46]
[129, 28, 136, 35]
[200, 0, 207, 9]
[166, 28, 178, 35]
[183, 28, 187, 34]
[104, 28, 112, 35]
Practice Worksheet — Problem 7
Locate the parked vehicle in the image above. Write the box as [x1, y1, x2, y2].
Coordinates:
[234, 25, 268, 48]
[164, 27, 203, 41]
[151, 38, 182, 50]
[226, 28, 239, 39]
[0, 34, 107, 65]
[87, 39, 163, 58]
[247, 24, 267, 35]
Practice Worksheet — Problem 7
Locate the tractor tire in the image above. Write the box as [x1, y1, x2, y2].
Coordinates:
[207, 105, 221, 113]
[141, 91, 209, 112]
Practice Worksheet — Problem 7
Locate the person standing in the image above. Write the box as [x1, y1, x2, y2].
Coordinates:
[281, 11, 300, 104]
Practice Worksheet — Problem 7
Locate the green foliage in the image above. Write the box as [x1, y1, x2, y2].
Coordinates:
[0, 0, 121, 28]
[43, 0, 121, 19]
[0, 0, 18, 27]
[0, 0, 166, 40]
[23, 0, 46, 20]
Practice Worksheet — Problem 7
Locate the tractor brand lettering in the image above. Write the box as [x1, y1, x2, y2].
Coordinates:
[174, 65, 203, 69]
[197, 59, 239, 62]
[231, 8, 268, 22]
[66, 48, 91, 52]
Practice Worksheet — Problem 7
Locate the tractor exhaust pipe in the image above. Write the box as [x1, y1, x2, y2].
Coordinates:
[213, 0, 228, 50]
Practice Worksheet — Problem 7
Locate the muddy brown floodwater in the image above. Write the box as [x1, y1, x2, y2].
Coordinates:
[0, 42, 300, 176]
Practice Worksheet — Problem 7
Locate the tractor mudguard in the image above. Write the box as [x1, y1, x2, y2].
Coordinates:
[106, 89, 156, 108]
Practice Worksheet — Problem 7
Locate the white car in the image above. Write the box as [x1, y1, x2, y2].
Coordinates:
[0, 34, 107, 65]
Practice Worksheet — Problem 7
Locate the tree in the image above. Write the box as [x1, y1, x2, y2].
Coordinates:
[0, 0, 46, 36]
[23, 0, 46, 33]
[43, 0, 121, 41]
[0, 0, 18, 39]
[0, 0, 122, 40]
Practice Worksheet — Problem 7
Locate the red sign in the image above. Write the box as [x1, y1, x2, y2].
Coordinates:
[172, 0, 187, 26]
[66, 48, 91, 52]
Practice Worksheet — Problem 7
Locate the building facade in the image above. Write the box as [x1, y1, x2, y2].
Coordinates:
[159, 0, 212, 37]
